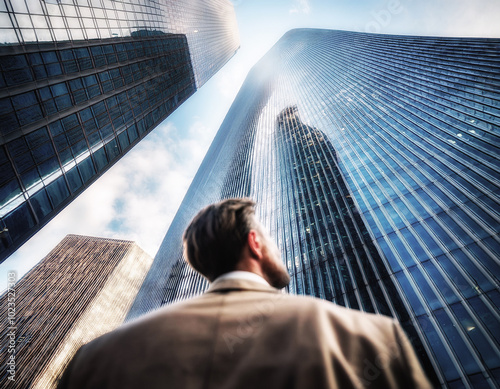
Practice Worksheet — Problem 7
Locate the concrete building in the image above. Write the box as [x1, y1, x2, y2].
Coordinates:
[0, 234, 152, 388]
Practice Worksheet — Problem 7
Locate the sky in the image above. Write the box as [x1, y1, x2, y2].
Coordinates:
[1, 0, 499, 291]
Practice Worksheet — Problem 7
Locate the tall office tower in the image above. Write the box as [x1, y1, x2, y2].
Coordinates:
[0, 234, 152, 388]
[128, 29, 500, 388]
[0, 0, 239, 262]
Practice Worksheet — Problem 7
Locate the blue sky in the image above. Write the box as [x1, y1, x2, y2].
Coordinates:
[1, 0, 499, 291]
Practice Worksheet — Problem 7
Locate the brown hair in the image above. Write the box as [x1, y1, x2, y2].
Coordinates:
[182, 198, 257, 281]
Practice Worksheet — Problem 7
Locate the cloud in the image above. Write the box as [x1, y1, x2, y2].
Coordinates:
[392, 0, 500, 37]
[289, 0, 310, 15]
[100, 120, 215, 255]
[215, 63, 247, 99]
[438, 0, 500, 37]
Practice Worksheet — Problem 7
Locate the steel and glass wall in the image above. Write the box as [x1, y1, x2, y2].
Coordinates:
[0, 0, 239, 262]
[0, 0, 238, 88]
[0, 234, 152, 388]
[129, 29, 500, 388]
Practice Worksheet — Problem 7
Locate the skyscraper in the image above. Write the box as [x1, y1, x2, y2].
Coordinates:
[128, 29, 500, 388]
[0, 234, 152, 388]
[0, 0, 239, 262]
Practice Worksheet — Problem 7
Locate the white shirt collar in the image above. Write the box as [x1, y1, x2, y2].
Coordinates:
[213, 271, 270, 286]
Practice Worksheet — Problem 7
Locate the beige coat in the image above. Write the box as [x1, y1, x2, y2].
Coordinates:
[58, 278, 432, 388]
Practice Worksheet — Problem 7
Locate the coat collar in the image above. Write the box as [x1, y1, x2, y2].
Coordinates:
[206, 278, 281, 294]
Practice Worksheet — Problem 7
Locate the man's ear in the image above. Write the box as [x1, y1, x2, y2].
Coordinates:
[247, 229, 264, 260]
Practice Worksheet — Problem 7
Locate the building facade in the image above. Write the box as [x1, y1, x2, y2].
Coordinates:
[0, 234, 152, 388]
[128, 29, 500, 388]
[0, 0, 239, 262]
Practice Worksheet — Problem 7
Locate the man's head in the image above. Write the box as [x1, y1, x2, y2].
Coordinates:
[182, 198, 290, 288]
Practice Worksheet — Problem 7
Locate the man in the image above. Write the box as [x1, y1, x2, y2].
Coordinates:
[58, 198, 431, 388]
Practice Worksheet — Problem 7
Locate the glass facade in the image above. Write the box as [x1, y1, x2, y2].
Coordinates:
[128, 29, 500, 388]
[0, 0, 239, 262]
[0, 0, 238, 87]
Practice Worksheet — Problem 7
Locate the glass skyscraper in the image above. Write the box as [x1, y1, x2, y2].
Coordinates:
[128, 29, 500, 388]
[0, 0, 239, 262]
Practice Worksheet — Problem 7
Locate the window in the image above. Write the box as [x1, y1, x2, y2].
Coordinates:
[65, 166, 83, 193]
[395, 271, 426, 315]
[77, 157, 95, 183]
[409, 266, 442, 310]
[83, 75, 100, 98]
[422, 261, 459, 305]
[450, 303, 500, 370]
[93, 147, 108, 171]
[46, 176, 69, 208]
[417, 315, 460, 381]
[434, 309, 480, 374]
[30, 189, 52, 220]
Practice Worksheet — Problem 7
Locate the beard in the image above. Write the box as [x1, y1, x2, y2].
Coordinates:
[261, 243, 291, 289]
